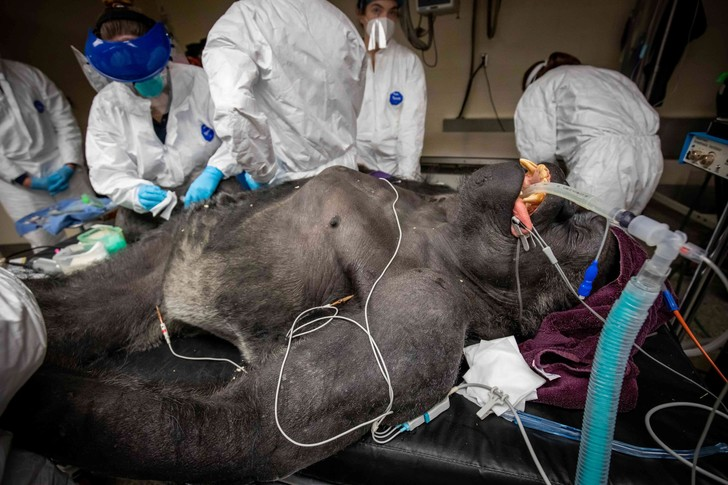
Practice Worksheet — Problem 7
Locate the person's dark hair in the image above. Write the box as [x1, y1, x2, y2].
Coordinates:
[95, 0, 155, 40]
[356, 0, 404, 14]
[521, 51, 582, 91]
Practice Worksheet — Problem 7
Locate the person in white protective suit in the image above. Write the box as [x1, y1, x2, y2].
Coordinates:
[0, 58, 94, 247]
[84, 4, 234, 216]
[0, 268, 73, 484]
[356, 0, 427, 181]
[197, 0, 367, 196]
[514, 52, 663, 214]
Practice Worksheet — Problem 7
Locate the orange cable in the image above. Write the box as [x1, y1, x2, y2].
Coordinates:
[674, 310, 727, 383]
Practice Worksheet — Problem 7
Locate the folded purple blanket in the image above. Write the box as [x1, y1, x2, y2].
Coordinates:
[519, 227, 672, 412]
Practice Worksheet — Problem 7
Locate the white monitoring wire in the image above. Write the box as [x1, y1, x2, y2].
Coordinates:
[274, 178, 403, 447]
[645, 401, 728, 485]
[691, 382, 728, 485]
[156, 307, 246, 374]
[454, 382, 552, 485]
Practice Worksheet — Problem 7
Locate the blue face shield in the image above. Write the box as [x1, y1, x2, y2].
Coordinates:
[85, 22, 171, 83]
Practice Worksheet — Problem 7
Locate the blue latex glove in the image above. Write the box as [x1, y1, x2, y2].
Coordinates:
[184, 166, 224, 207]
[243, 172, 262, 191]
[30, 165, 76, 196]
[47, 165, 75, 195]
[137, 184, 168, 211]
[29, 174, 51, 192]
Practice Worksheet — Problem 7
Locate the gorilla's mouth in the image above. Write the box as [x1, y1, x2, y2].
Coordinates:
[512, 159, 550, 236]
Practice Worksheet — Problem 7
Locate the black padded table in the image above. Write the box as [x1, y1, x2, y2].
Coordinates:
[5, 326, 727, 484]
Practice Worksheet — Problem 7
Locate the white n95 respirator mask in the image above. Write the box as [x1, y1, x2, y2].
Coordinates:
[366, 17, 396, 51]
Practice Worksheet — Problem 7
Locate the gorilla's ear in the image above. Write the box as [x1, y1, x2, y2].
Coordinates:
[554, 199, 578, 223]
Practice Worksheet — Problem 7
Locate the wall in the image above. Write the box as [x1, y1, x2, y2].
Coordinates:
[1, 0, 726, 244]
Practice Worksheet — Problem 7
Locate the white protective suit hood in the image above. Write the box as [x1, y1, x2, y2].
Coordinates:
[514, 65, 663, 214]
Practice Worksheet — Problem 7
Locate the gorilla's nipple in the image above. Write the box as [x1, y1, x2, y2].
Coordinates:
[329, 215, 340, 228]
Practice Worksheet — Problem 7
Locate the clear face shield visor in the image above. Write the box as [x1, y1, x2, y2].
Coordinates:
[84, 22, 171, 83]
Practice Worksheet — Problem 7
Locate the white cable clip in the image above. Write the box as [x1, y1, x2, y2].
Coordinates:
[511, 216, 531, 252]
[476, 387, 507, 420]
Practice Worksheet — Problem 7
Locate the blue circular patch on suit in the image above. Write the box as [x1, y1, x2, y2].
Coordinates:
[33, 100, 45, 113]
[201, 124, 215, 142]
[389, 91, 403, 106]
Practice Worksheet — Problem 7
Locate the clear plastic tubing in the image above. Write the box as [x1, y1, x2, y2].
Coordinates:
[521, 182, 624, 223]
[521, 181, 687, 484]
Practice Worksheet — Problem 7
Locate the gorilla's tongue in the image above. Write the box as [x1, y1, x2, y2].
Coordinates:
[511, 198, 533, 237]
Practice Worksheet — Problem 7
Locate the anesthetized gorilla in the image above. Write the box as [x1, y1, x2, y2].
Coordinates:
[4, 161, 618, 483]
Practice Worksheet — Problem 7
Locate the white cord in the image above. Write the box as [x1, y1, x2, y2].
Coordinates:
[645, 401, 728, 485]
[692, 383, 728, 485]
[456, 382, 552, 485]
[594, 216, 611, 264]
[157, 315, 246, 373]
[274, 178, 402, 447]
[700, 255, 728, 296]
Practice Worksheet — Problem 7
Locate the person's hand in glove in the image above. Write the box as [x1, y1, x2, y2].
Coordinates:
[28, 165, 76, 196]
[47, 165, 75, 195]
[242, 171, 264, 190]
[184, 166, 223, 208]
[137, 184, 169, 211]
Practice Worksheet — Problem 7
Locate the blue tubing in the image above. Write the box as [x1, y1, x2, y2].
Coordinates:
[575, 277, 660, 485]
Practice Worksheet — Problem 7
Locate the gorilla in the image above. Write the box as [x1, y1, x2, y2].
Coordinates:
[3, 160, 619, 483]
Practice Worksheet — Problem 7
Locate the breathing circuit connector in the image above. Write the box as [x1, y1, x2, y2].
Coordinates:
[678, 242, 706, 263]
[615, 210, 637, 229]
[401, 397, 451, 432]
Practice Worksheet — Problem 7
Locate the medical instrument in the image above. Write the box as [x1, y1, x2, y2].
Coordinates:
[521, 181, 726, 485]
[77, 224, 127, 254]
[500, 409, 728, 461]
[53, 242, 108, 275]
[416, 0, 459, 16]
[274, 178, 401, 447]
[663, 288, 727, 383]
[155, 306, 246, 374]
[577, 217, 611, 298]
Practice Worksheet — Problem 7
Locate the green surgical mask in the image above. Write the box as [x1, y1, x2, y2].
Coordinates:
[134, 73, 164, 98]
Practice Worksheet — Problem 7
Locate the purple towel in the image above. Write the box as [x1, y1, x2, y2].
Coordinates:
[518, 227, 672, 412]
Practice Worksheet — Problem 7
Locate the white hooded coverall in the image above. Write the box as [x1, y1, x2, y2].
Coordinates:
[357, 39, 426, 181]
[514, 65, 663, 214]
[0, 59, 93, 245]
[0, 268, 72, 485]
[203, 0, 367, 184]
[86, 63, 234, 213]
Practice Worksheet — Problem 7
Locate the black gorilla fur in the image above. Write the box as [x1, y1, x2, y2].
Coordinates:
[4, 162, 618, 483]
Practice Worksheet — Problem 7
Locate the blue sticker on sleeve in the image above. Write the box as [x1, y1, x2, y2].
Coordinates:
[201, 124, 215, 142]
[389, 91, 403, 106]
[33, 100, 45, 113]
